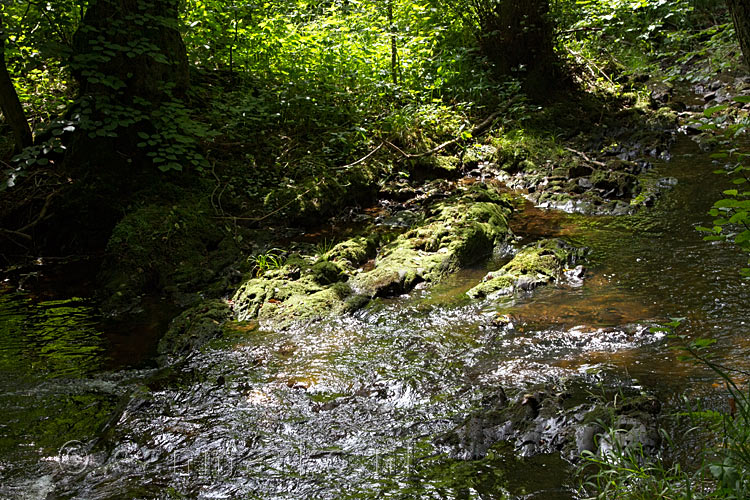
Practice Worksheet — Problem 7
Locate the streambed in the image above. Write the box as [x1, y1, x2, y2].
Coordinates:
[1, 134, 749, 499]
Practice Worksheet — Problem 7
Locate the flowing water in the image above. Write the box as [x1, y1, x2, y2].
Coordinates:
[1, 135, 749, 499]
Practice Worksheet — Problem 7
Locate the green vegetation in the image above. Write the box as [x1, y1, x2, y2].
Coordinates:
[2, 0, 750, 497]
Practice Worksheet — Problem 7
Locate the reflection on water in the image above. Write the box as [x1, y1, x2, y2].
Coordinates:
[0, 274, 172, 499]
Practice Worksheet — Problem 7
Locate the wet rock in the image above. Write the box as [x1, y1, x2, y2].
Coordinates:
[438, 385, 661, 463]
[158, 299, 233, 360]
[564, 265, 586, 285]
[467, 238, 587, 299]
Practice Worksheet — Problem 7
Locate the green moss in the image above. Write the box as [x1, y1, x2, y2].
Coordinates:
[310, 260, 346, 285]
[231, 184, 513, 328]
[467, 239, 585, 299]
[351, 186, 512, 298]
[99, 199, 233, 314]
[324, 236, 377, 269]
[158, 299, 233, 359]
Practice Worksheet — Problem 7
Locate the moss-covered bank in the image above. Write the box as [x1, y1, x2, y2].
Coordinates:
[231, 184, 513, 328]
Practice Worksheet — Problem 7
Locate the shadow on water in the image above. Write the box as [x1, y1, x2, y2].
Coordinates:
[0, 262, 177, 498]
[1, 135, 749, 498]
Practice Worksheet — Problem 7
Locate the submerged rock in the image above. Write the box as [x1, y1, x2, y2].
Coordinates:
[437, 385, 661, 463]
[157, 299, 233, 359]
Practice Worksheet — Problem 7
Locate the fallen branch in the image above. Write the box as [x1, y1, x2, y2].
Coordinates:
[564, 147, 607, 168]
[333, 142, 384, 171]
[0, 227, 32, 241]
[386, 99, 519, 160]
[17, 188, 60, 234]
[565, 47, 615, 86]
[213, 176, 327, 224]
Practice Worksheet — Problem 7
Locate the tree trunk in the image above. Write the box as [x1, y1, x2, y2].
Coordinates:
[387, 0, 398, 85]
[71, 0, 189, 101]
[474, 0, 558, 96]
[727, 0, 750, 70]
[0, 15, 32, 153]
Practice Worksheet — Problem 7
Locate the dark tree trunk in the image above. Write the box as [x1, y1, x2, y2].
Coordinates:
[0, 16, 32, 153]
[35, 0, 192, 252]
[474, 0, 559, 96]
[72, 0, 189, 101]
[727, 0, 750, 70]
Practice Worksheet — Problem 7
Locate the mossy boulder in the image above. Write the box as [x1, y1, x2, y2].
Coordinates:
[467, 238, 586, 299]
[99, 200, 234, 314]
[310, 260, 346, 285]
[324, 236, 378, 270]
[231, 184, 513, 328]
[157, 299, 233, 359]
[351, 187, 512, 298]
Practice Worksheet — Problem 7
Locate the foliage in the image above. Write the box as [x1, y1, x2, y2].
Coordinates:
[580, 427, 696, 500]
[670, 323, 750, 498]
[581, 319, 750, 499]
[696, 102, 750, 278]
[249, 249, 286, 277]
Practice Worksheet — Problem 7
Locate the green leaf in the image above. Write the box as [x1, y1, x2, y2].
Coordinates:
[704, 104, 729, 117]
[735, 230, 750, 245]
[734, 95, 750, 103]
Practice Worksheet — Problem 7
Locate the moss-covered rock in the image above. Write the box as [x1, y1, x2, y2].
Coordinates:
[324, 236, 378, 270]
[467, 238, 586, 299]
[231, 184, 513, 328]
[351, 187, 512, 298]
[99, 200, 237, 314]
[157, 299, 233, 359]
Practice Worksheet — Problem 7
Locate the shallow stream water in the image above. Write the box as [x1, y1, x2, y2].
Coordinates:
[1, 135, 749, 499]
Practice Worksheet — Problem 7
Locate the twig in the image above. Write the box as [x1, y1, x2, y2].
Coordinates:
[213, 177, 327, 224]
[564, 147, 607, 168]
[0, 227, 32, 241]
[566, 47, 615, 86]
[17, 188, 61, 234]
[333, 142, 384, 171]
[385, 105, 512, 160]
[557, 27, 604, 36]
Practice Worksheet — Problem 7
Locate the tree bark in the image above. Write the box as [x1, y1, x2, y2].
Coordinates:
[727, 0, 750, 70]
[474, 0, 559, 96]
[0, 15, 32, 152]
[71, 0, 189, 101]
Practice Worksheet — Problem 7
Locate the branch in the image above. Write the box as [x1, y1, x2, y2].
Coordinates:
[17, 187, 60, 233]
[333, 142, 384, 171]
[565, 47, 615, 86]
[564, 147, 607, 168]
[385, 102, 516, 160]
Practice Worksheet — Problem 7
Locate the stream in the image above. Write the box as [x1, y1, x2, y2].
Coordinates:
[1, 134, 749, 499]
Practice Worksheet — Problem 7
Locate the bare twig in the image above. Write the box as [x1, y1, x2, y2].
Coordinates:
[566, 47, 615, 86]
[565, 147, 607, 168]
[17, 188, 61, 234]
[213, 177, 327, 224]
[333, 142, 384, 171]
[385, 104, 513, 160]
